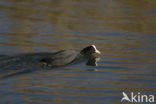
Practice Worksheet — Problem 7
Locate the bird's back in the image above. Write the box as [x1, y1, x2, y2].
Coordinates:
[40, 50, 79, 67]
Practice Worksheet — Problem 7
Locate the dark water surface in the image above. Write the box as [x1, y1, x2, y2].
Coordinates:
[0, 0, 156, 104]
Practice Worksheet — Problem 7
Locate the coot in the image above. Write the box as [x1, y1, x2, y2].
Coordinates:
[40, 45, 101, 67]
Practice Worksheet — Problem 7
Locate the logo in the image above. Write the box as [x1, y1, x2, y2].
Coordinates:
[121, 92, 155, 103]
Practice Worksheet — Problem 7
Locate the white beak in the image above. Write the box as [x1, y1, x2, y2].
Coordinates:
[95, 49, 101, 54]
[91, 45, 101, 54]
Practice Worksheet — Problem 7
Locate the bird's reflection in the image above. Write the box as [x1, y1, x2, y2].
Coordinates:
[86, 56, 100, 71]
[86, 56, 100, 66]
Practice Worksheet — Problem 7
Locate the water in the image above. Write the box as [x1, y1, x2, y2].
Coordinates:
[0, 0, 156, 104]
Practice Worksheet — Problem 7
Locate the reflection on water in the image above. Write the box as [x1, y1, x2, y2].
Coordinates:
[0, 0, 156, 104]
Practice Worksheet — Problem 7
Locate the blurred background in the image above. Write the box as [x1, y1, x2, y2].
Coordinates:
[0, 0, 156, 104]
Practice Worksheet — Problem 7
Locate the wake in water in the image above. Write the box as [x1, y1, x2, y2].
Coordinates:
[0, 53, 100, 79]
